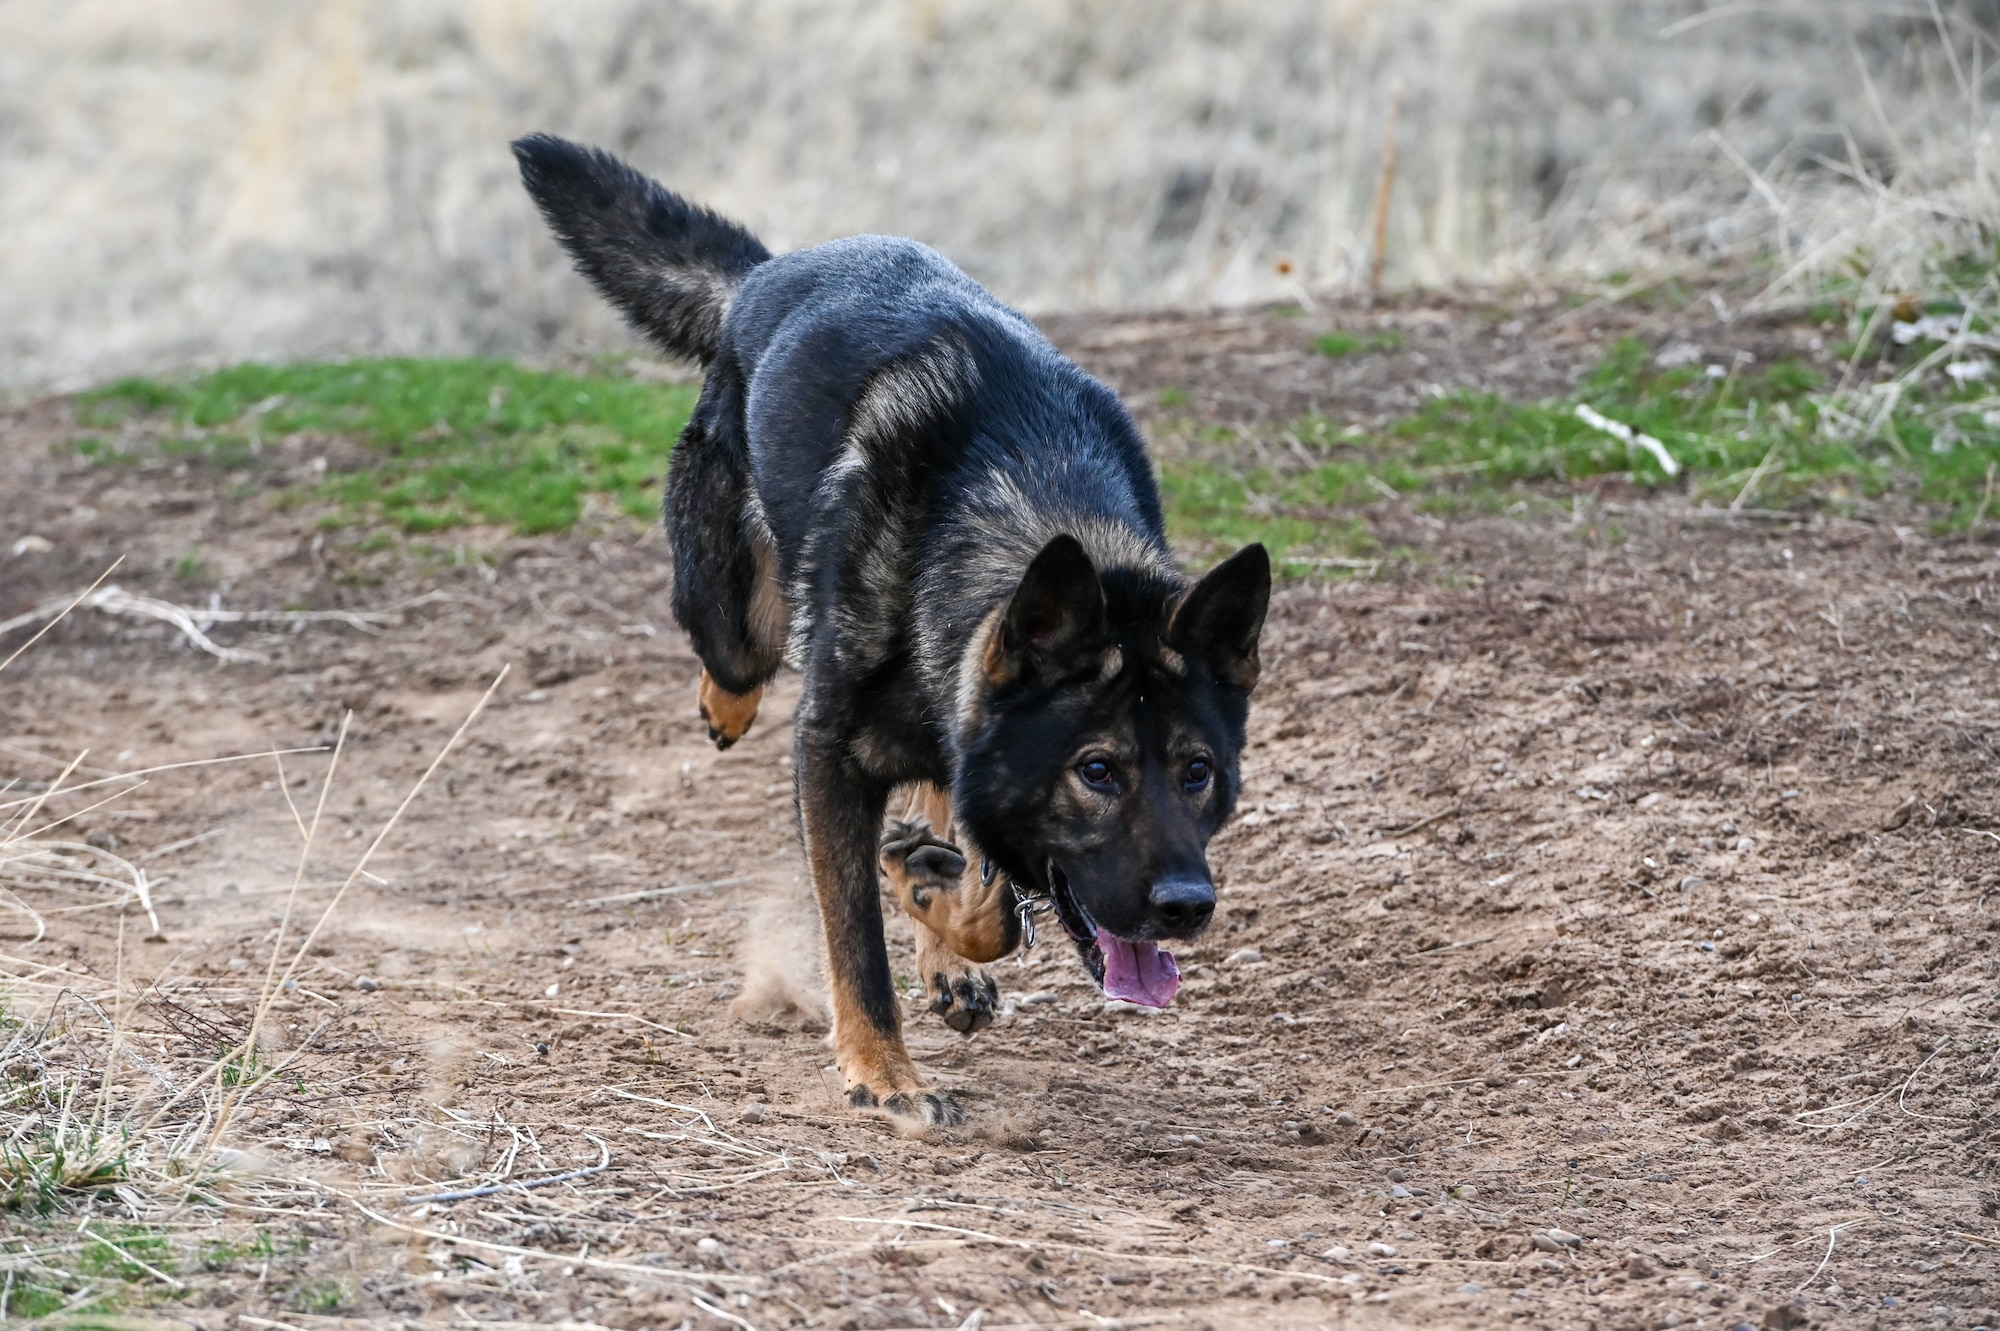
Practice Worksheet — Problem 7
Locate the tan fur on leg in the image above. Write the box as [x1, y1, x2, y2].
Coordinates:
[697, 670, 764, 749]
[882, 785, 1017, 965]
[803, 772, 960, 1125]
[909, 914, 999, 1033]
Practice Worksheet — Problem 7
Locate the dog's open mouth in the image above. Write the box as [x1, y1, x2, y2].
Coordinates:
[1046, 860, 1181, 1008]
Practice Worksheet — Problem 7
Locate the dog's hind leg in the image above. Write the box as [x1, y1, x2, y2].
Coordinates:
[667, 369, 787, 749]
[880, 785, 1019, 1033]
[799, 737, 961, 1125]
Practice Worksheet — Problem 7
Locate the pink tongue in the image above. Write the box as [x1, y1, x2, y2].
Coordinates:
[1097, 930, 1181, 1007]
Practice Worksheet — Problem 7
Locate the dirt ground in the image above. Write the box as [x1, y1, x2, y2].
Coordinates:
[2, 298, 1998, 1331]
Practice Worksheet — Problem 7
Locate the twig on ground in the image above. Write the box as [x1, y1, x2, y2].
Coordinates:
[0, 585, 447, 664]
[691, 1291, 762, 1331]
[1796, 1220, 1868, 1293]
[0, 558, 123, 673]
[1897, 1039, 1965, 1123]
[550, 1007, 695, 1039]
[1402, 935, 1496, 959]
[837, 1214, 1353, 1286]
[1575, 404, 1681, 477]
[1378, 807, 1461, 838]
[1281, 556, 1380, 573]
[1731, 438, 1784, 511]
[582, 878, 751, 907]
[404, 1137, 611, 1205]
[0, 747, 328, 815]
[341, 1195, 753, 1289]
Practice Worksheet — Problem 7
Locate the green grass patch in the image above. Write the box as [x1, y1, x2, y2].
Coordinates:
[291, 1278, 349, 1313]
[67, 310, 2000, 572]
[0, 1223, 182, 1320]
[1, 1127, 129, 1215]
[1159, 459, 1382, 572]
[1390, 336, 2000, 522]
[1313, 330, 1405, 359]
[1166, 331, 2000, 560]
[81, 359, 699, 535]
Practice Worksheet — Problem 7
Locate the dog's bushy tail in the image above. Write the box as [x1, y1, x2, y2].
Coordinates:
[513, 133, 771, 364]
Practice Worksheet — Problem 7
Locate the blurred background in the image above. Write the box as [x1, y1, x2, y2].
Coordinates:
[3, 0, 1994, 392]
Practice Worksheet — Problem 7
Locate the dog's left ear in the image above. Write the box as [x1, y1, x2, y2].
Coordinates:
[1169, 543, 1270, 691]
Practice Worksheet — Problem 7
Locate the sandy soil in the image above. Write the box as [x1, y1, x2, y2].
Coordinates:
[2, 304, 1997, 1331]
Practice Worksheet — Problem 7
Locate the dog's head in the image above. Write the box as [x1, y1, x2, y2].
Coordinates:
[955, 534, 1270, 1007]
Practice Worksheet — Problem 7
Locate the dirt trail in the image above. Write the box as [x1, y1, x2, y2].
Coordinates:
[2, 307, 1997, 1331]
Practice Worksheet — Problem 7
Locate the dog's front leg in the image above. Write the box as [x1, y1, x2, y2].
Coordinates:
[880, 785, 1018, 1034]
[797, 734, 963, 1126]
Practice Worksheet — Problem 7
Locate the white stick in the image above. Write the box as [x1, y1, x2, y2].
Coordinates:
[1575, 404, 1681, 477]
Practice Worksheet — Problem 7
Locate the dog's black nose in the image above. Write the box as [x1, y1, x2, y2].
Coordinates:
[1148, 876, 1215, 934]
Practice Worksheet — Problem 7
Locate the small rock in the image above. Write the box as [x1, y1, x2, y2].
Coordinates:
[544, 982, 559, 997]
[1532, 1228, 1581, 1252]
[1321, 1245, 1352, 1261]
[1736, 836, 1756, 853]
[740, 1102, 768, 1124]
[10, 535, 53, 557]
[695, 1236, 724, 1257]
[1679, 875, 1706, 890]
[1452, 1184, 1478, 1200]
[1625, 1252, 1658, 1278]
[1460, 1282, 1485, 1295]
[1389, 1185, 1412, 1199]
[1224, 947, 1264, 965]
[1367, 1242, 1398, 1258]
[354, 975, 379, 992]
[1266, 1238, 1288, 1248]
[1018, 991, 1059, 1005]
[1334, 1111, 1358, 1126]
[227, 957, 251, 972]
[1386, 1167, 1408, 1182]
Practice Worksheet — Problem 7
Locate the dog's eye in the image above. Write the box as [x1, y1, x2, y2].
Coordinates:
[1077, 758, 1116, 789]
[1183, 757, 1212, 791]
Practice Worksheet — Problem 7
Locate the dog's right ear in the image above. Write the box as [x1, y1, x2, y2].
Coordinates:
[985, 534, 1107, 687]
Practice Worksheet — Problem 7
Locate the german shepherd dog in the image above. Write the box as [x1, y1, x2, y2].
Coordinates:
[515, 135, 1269, 1124]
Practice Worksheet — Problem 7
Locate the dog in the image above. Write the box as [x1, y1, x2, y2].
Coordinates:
[515, 134, 1269, 1124]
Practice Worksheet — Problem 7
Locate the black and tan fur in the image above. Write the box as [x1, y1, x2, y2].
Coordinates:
[516, 135, 1269, 1123]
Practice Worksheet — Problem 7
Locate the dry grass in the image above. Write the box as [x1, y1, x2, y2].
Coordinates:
[7, 1, 2000, 389]
[0, 587, 513, 1319]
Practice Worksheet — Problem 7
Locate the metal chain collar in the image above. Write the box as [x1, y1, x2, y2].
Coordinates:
[989, 857, 1055, 950]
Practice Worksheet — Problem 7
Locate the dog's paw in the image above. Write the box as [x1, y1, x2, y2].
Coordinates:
[697, 671, 763, 750]
[880, 819, 967, 909]
[846, 1082, 965, 1126]
[926, 962, 998, 1034]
